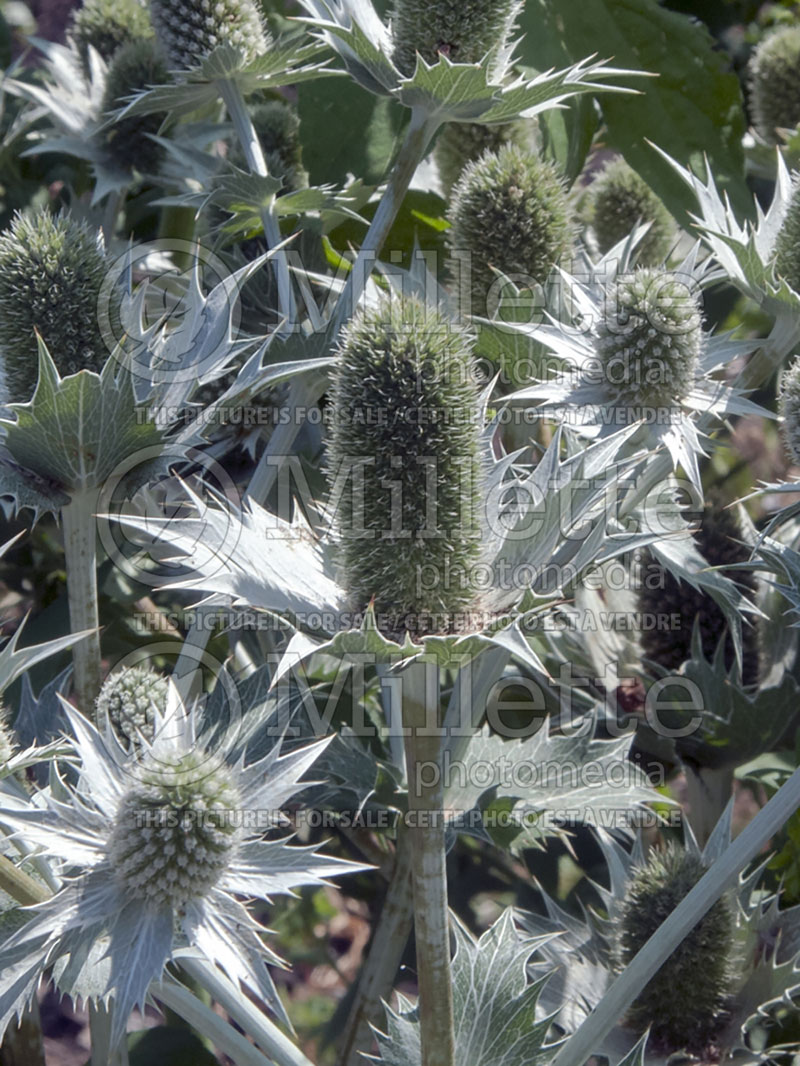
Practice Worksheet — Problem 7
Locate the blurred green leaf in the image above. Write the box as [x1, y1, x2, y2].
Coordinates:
[128, 1026, 218, 1065]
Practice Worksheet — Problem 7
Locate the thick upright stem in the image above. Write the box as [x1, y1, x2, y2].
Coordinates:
[401, 659, 455, 1066]
[61, 492, 102, 716]
[218, 77, 296, 329]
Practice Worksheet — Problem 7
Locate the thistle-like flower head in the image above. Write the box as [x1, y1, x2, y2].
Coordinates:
[229, 99, 308, 194]
[447, 144, 572, 318]
[587, 158, 674, 265]
[772, 179, 800, 297]
[434, 119, 530, 199]
[328, 296, 483, 639]
[100, 39, 171, 175]
[96, 664, 169, 745]
[748, 25, 800, 144]
[69, 0, 152, 76]
[619, 843, 735, 1051]
[0, 210, 108, 402]
[391, 0, 522, 78]
[779, 355, 800, 465]
[594, 266, 703, 410]
[149, 0, 270, 71]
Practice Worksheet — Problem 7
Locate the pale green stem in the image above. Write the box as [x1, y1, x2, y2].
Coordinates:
[338, 830, 415, 1066]
[89, 1002, 129, 1066]
[401, 659, 455, 1066]
[0, 853, 49, 906]
[102, 191, 124, 248]
[61, 491, 102, 715]
[551, 764, 800, 1066]
[181, 957, 314, 1066]
[0, 999, 46, 1066]
[157, 977, 280, 1066]
[218, 77, 296, 329]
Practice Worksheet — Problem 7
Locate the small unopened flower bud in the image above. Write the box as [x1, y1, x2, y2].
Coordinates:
[619, 844, 735, 1051]
[96, 665, 169, 745]
[70, 0, 153, 77]
[638, 494, 760, 686]
[0, 211, 108, 402]
[435, 120, 530, 199]
[229, 100, 308, 195]
[149, 0, 270, 71]
[101, 40, 171, 175]
[749, 26, 800, 143]
[329, 297, 483, 640]
[108, 751, 240, 907]
[391, 0, 520, 77]
[587, 158, 674, 265]
[447, 144, 572, 319]
[594, 267, 702, 411]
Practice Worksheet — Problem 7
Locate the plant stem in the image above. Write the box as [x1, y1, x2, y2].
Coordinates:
[61, 492, 102, 715]
[157, 977, 280, 1066]
[338, 831, 415, 1066]
[551, 763, 800, 1066]
[218, 77, 296, 329]
[181, 957, 314, 1066]
[401, 659, 455, 1066]
[89, 1002, 129, 1066]
[0, 1000, 46, 1066]
[0, 853, 49, 906]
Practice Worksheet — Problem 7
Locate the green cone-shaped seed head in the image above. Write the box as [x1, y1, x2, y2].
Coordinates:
[588, 158, 674, 265]
[435, 119, 530, 199]
[70, 0, 152, 76]
[229, 99, 308, 194]
[749, 26, 800, 143]
[96, 664, 169, 744]
[619, 844, 735, 1051]
[101, 39, 171, 175]
[329, 297, 483, 639]
[149, 0, 269, 71]
[392, 0, 520, 77]
[773, 181, 800, 295]
[0, 704, 12, 769]
[594, 267, 702, 411]
[108, 751, 240, 906]
[638, 495, 760, 685]
[781, 355, 800, 465]
[447, 144, 572, 319]
[0, 211, 108, 403]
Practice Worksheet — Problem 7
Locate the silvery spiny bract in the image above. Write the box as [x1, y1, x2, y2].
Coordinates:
[95, 664, 169, 744]
[748, 25, 800, 143]
[434, 120, 530, 199]
[0, 706, 12, 769]
[447, 144, 572, 318]
[69, 0, 152, 76]
[101, 39, 171, 175]
[391, 0, 521, 77]
[587, 157, 675, 265]
[149, 0, 270, 71]
[328, 297, 482, 639]
[0, 210, 108, 402]
[0, 691, 366, 1046]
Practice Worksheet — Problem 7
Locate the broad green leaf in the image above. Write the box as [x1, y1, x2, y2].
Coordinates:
[128, 1026, 219, 1065]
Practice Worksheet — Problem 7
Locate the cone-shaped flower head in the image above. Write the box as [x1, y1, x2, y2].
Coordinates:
[329, 297, 483, 639]
[391, 0, 520, 77]
[447, 144, 572, 319]
[619, 844, 735, 1051]
[0, 211, 108, 402]
[749, 25, 800, 143]
[108, 749, 240, 906]
[435, 119, 530, 199]
[593, 267, 703, 411]
[70, 0, 152, 76]
[781, 355, 800, 465]
[0, 705, 12, 769]
[587, 158, 675, 265]
[101, 39, 171, 175]
[149, 0, 269, 71]
[229, 100, 308, 194]
[773, 181, 800, 295]
[638, 495, 760, 685]
[96, 665, 169, 745]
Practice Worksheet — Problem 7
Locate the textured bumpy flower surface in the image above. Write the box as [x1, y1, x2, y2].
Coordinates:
[96, 665, 169, 744]
[773, 180, 800, 296]
[228, 99, 308, 194]
[447, 144, 572, 318]
[587, 157, 674, 265]
[391, 0, 521, 77]
[748, 25, 800, 143]
[0, 210, 108, 402]
[434, 120, 529, 198]
[69, 0, 152, 75]
[0, 689, 365, 1046]
[619, 843, 735, 1051]
[328, 296, 483, 639]
[149, 0, 270, 71]
[101, 39, 171, 174]
[780, 355, 800, 465]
